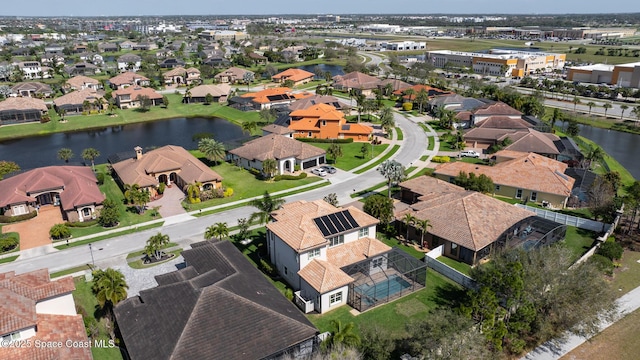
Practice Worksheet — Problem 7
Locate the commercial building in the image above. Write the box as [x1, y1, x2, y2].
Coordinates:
[426, 49, 566, 77]
[380, 41, 426, 51]
[567, 61, 640, 88]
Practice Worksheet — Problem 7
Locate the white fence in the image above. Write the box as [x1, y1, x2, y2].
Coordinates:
[424, 246, 477, 289]
[515, 204, 608, 233]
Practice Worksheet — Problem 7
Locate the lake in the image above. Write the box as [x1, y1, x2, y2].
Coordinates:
[578, 124, 640, 180]
[298, 64, 344, 78]
[0, 117, 248, 170]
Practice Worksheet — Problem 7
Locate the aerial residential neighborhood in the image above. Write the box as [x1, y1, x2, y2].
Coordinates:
[0, 4, 639, 360]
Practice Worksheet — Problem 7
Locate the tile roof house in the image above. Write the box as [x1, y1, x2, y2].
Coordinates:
[53, 88, 106, 115]
[332, 72, 381, 96]
[272, 68, 315, 86]
[0, 166, 105, 222]
[434, 150, 576, 208]
[63, 62, 100, 76]
[162, 66, 201, 86]
[158, 58, 185, 69]
[262, 124, 295, 137]
[10, 82, 53, 98]
[0, 97, 48, 125]
[213, 66, 254, 84]
[117, 54, 142, 72]
[288, 95, 350, 112]
[228, 134, 326, 175]
[64, 75, 102, 93]
[464, 128, 561, 158]
[397, 176, 537, 265]
[289, 103, 373, 141]
[108, 72, 150, 89]
[111, 145, 222, 196]
[115, 240, 319, 360]
[395, 84, 451, 102]
[183, 83, 231, 103]
[0, 269, 92, 360]
[112, 86, 163, 109]
[236, 87, 313, 110]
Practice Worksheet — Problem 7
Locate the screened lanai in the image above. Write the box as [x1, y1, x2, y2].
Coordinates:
[342, 248, 427, 312]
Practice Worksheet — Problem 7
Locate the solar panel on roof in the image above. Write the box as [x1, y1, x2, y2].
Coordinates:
[328, 213, 346, 232]
[342, 211, 359, 229]
[323, 216, 338, 235]
[313, 210, 361, 237]
[313, 218, 331, 237]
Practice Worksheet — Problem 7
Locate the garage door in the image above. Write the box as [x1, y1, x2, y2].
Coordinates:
[302, 160, 316, 169]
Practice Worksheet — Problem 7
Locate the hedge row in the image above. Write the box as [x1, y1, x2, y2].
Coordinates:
[298, 138, 354, 143]
[431, 156, 451, 163]
[66, 220, 98, 228]
[0, 211, 37, 224]
[274, 173, 307, 181]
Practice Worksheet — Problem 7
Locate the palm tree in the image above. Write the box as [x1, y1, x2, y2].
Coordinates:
[57, 148, 74, 163]
[186, 182, 202, 203]
[402, 213, 416, 242]
[81, 148, 101, 170]
[204, 225, 217, 240]
[572, 96, 581, 112]
[415, 89, 429, 113]
[262, 158, 277, 179]
[586, 101, 596, 115]
[123, 183, 141, 205]
[327, 320, 361, 348]
[241, 121, 257, 135]
[620, 104, 629, 120]
[584, 145, 605, 169]
[212, 222, 229, 240]
[145, 232, 170, 261]
[378, 160, 405, 198]
[378, 107, 395, 134]
[249, 191, 285, 225]
[632, 106, 640, 127]
[198, 138, 226, 164]
[92, 268, 128, 323]
[550, 107, 563, 130]
[327, 143, 343, 164]
[602, 102, 612, 118]
[415, 218, 432, 249]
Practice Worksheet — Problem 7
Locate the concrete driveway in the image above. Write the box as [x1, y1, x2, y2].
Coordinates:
[148, 185, 187, 218]
[2, 206, 63, 250]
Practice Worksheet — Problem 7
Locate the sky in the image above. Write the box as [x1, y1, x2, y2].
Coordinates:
[3, 0, 640, 17]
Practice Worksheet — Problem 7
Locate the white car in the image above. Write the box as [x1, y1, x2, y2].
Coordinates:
[460, 150, 480, 158]
[311, 168, 327, 177]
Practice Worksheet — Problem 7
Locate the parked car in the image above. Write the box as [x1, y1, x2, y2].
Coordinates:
[460, 150, 480, 158]
[311, 168, 327, 177]
[321, 165, 337, 174]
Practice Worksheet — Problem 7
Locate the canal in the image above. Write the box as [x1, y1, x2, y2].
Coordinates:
[0, 117, 248, 169]
[578, 124, 640, 180]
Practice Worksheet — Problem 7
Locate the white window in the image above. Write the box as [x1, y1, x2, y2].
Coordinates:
[516, 189, 523, 199]
[530, 191, 538, 202]
[308, 248, 320, 260]
[358, 227, 369, 238]
[328, 234, 344, 247]
[372, 257, 383, 268]
[82, 208, 91, 217]
[329, 291, 342, 305]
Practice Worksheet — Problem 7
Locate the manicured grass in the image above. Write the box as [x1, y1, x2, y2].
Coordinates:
[408, 168, 434, 179]
[307, 270, 463, 337]
[308, 143, 389, 171]
[437, 256, 472, 276]
[562, 226, 596, 261]
[395, 127, 403, 141]
[50, 264, 92, 278]
[72, 278, 125, 360]
[427, 136, 435, 151]
[609, 250, 640, 295]
[126, 242, 179, 259]
[438, 140, 459, 152]
[181, 157, 324, 211]
[53, 222, 164, 250]
[378, 232, 426, 260]
[128, 249, 182, 269]
[0, 255, 19, 264]
[353, 145, 401, 174]
[404, 166, 417, 175]
[574, 136, 636, 189]
[454, 157, 487, 164]
[420, 155, 429, 161]
[350, 180, 388, 198]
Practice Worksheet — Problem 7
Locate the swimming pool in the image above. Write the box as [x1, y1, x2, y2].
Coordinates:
[355, 275, 412, 303]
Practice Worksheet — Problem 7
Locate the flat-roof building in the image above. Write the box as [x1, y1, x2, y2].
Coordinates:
[567, 61, 640, 88]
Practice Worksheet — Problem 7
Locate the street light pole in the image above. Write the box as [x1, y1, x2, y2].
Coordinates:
[88, 243, 95, 267]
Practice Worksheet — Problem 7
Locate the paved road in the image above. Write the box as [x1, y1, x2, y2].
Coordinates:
[0, 112, 426, 276]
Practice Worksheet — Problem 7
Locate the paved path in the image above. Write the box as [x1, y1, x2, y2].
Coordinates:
[522, 285, 640, 360]
[3, 206, 62, 250]
[148, 185, 188, 218]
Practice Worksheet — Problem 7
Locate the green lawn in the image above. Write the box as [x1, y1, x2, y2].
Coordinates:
[437, 256, 472, 276]
[308, 143, 389, 171]
[395, 127, 404, 141]
[126, 242, 179, 259]
[610, 250, 640, 294]
[420, 155, 429, 161]
[427, 136, 435, 151]
[128, 249, 182, 269]
[50, 264, 92, 278]
[0, 255, 19, 264]
[307, 270, 463, 337]
[72, 278, 125, 360]
[378, 232, 426, 260]
[54, 222, 164, 250]
[353, 145, 401, 174]
[562, 226, 596, 261]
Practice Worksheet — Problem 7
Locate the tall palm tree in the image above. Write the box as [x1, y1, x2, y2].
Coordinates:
[241, 121, 257, 135]
[550, 107, 563, 130]
[378, 107, 395, 134]
[81, 148, 101, 170]
[402, 213, 416, 242]
[586, 101, 596, 115]
[602, 102, 612, 118]
[378, 160, 405, 198]
[632, 106, 640, 127]
[415, 218, 432, 249]
[328, 320, 361, 348]
[620, 104, 629, 120]
[57, 148, 74, 163]
[249, 191, 285, 225]
[584, 145, 605, 169]
[415, 89, 429, 114]
[92, 268, 128, 321]
[262, 158, 277, 179]
[198, 138, 226, 164]
[572, 96, 581, 112]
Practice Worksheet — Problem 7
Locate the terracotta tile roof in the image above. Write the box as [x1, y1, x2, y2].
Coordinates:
[340, 123, 374, 135]
[213, 66, 253, 80]
[326, 237, 391, 268]
[397, 176, 535, 251]
[288, 95, 350, 111]
[188, 84, 231, 98]
[268, 200, 379, 253]
[475, 116, 533, 129]
[434, 152, 575, 197]
[473, 101, 522, 116]
[503, 129, 560, 155]
[112, 145, 221, 188]
[262, 124, 294, 135]
[0, 166, 104, 210]
[109, 71, 149, 86]
[394, 84, 451, 99]
[11, 82, 53, 95]
[163, 66, 200, 78]
[379, 78, 411, 92]
[240, 87, 313, 104]
[333, 71, 381, 90]
[54, 88, 105, 107]
[112, 86, 163, 100]
[272, 68, 315, 82]
[65, 75, 100, 89]
[288, 103, 373, 136]
[298, 259, 354, 293]
[229, 134, 325, 162]
[0, 97, 47, 112]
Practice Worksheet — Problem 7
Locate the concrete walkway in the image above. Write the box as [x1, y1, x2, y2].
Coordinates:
[148, 185, 188, 218]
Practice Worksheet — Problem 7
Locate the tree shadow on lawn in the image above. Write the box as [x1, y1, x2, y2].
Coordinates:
[430, 281, 468, 308]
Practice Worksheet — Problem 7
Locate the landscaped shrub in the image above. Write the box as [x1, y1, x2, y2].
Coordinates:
[98, 199, 120, 228]
[298, 138, 353, 143]
[402, 102, 413, 111]
[589, 253, 615, 276]
[199, 188, 224, 201]
[66, 220, 98, 228]
[223, 187, 234, 198]
[0, 211, 37, 224]
[284, 288, 294, 301]
[0, 235, 19, 253]
[260, 258, 275, 276]
[431, 156, 451, 163]
[96, 172, 105, 185]
[294, 164, 301, 172]
[49, 223, 71, 240]
[157, 182, 166, 195]
[274, 173, 308, 181]
[40, 115, 51, 123]
[597, 240, 624, 261]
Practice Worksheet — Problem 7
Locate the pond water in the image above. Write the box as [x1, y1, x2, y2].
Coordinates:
[298, 64, 344, 78]
[0, 117, 248, 170]
[577, 124, 640, 180]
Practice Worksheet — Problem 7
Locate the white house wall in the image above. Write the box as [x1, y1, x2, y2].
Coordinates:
[35, 293, 77, 316]
[269, 232, 303, 290]
[319, 285, 349, 313]
[299, 246, 327, 270]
